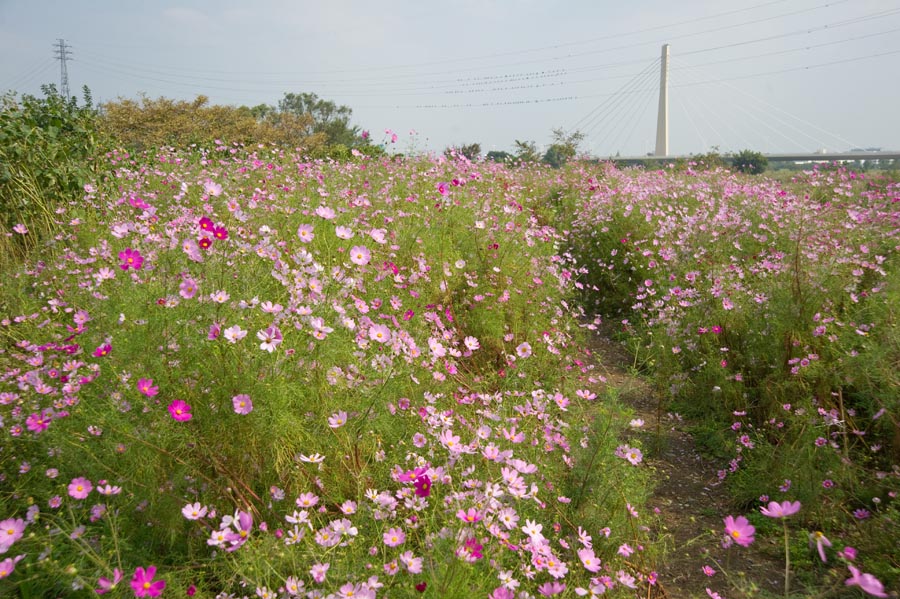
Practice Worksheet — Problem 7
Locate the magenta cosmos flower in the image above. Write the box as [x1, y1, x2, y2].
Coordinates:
[93, 343, 112, 358]
[167, 399, 192, 421]
[760, 500, 801, 518]
[413, 475, 431, 498]
[118, 248, 144, 271]
[130, 565, 165, 597]
[136, 378, 158, 397]
[68, 476, 93, 499]
[723, 515, 755, 547]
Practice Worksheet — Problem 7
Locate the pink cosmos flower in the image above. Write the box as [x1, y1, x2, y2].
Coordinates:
[137, 378, 158, 397]
[457, 537, 483, 562]
[198, 217, 214, 231]
[167, 399, 192, 421]
[335, 225, 354, 239]
[297, 224, 314, 243]
[68, 477, 93, 499]
[0, 555, 24, 579]
[225, 510, 253, 551]
[839, 546, 857, 561]
[223, 325, 247, 343]
[810, 531, 831, 562]
[118, 248, 144, 271]
[95, 567, 123, 594]
[213, 226, 228, 240]
[437, 182, 449, 196]
[203, 180, 223, 197]
[296, 492, 319, 508]
[845, 565, 888, 597]
[328, 411, 347, 428]
[369, 324, 391, 344]
[232, 394, 253, 415]
[537, 581, 565, 596]
[577, 547, 602, 572]
[383, 527, 406, 547]
[0, 518, 25, 552]
[25, 410, 52, 433]
[310, 562, 329, 584]
[760, 500, 801, 518]
[516, 342, 532, 358]
[350, 245, 371, 266]
[257, 326, 283, 352]
[182, 502, 208, 520]
[179, 278, 198, 299]
[723, 515, 755, 547]
[456, 508, 483, 524]
[93, 343, 112, 358]
[131, 565, 165, 597]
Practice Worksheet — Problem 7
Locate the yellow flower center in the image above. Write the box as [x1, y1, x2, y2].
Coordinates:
[143, 582, 151, 589]
[732, 530, 741, 538]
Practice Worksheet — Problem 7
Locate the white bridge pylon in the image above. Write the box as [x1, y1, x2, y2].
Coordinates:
[655, 44, 670, 157]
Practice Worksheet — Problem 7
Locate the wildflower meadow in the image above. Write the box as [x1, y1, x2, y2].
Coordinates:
[1, 135, 897, 599]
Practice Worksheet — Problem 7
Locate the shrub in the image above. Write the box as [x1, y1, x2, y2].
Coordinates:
[731, 149, 768, 174]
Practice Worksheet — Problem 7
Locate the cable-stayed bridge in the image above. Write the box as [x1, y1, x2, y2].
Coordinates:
[570, 40, 898, 164]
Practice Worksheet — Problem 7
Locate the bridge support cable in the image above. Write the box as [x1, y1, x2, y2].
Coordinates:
[671, 57, 862, 151]
[568, 58, 658, 134]
[585, 69, 659, 153]
[668, 66, 754, 152]
[674, 94, 709, 152]
[611, 77, 660, 156]
[580, 61, 660, 150]
[672, 59, 809, 151]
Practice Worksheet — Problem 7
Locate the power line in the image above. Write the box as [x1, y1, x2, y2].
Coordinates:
[68, 0, 859, 84]
[2, 57, 56, 92]
[70, 0, 799, 78]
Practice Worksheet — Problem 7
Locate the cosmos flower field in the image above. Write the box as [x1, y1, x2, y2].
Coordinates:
[0, 145, 897, 598]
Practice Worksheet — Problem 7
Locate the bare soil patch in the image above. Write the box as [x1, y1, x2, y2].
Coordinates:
[585, 325, 784, 599]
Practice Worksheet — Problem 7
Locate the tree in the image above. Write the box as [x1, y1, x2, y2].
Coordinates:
[732, 149, 768, 175]
[513, 140, 540, 164]
[444, 143, 481, 161]
[542, 127, 584, 168]
[486, 150, 513, 163]
[277, 92, 359, 147]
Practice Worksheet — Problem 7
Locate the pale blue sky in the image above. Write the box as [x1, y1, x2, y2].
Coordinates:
[2, 0, 898, 156]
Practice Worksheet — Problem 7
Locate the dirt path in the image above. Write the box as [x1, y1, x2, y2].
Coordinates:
[585, 326, 783, 599]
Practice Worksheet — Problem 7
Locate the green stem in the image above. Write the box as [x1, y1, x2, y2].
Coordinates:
[783, 519, 791, 598]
